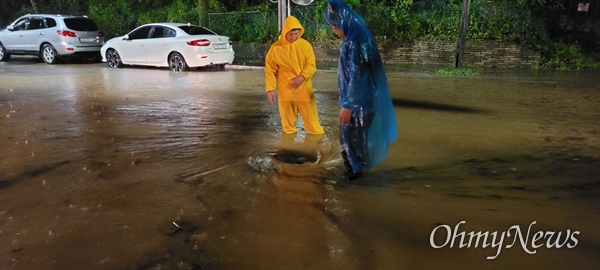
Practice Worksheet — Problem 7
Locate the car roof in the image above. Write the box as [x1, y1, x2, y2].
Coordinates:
[21, 14, 91, 19]
[141, 22, 197, 27]
[125, 22, 221, 37]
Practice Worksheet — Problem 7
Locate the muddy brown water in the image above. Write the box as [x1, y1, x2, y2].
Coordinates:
[0, 59, 599, 270]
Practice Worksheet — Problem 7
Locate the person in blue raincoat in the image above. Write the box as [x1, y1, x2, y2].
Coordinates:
[325, 0, 398, 180]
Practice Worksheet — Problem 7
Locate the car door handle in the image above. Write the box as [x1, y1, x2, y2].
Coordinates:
[139, 44, 145, 47]
[163, 43, 168, 46]
[38, 33, 43, 35]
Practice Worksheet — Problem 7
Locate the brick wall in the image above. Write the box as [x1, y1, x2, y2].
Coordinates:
[234, 40, 540, 68]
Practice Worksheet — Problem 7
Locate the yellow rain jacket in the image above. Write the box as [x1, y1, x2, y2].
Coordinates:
[264, 16, 317, 102]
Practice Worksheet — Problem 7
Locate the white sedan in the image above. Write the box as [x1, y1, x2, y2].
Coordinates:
[101, 22, 234, 71]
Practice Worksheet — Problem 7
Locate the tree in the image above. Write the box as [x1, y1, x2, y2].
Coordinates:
[199, 0, 209, 27]
[30, 0, 39, 13]
[455, 0, 470, 68]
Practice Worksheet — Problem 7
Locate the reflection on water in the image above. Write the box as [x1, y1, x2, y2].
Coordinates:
[0, 62, 599, 270]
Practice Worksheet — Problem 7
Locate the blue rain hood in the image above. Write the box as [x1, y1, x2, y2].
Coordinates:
[325, 0, 398, 171]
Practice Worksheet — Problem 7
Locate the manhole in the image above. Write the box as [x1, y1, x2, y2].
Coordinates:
[272, 149, 319, 165]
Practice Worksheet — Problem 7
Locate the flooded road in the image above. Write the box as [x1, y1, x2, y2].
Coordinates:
[0, 59, 599, 270]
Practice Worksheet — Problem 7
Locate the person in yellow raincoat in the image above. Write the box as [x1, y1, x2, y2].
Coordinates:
[265, 16, 324, 135]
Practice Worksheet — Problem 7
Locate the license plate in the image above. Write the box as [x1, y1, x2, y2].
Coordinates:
[79, 38, 96, 43]
[213, 44, 227, 49]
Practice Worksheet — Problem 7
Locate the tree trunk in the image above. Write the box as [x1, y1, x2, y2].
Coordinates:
[198, 0, 209, 27]
[30, 0, 39, 13]
[455, 0, 471, 68]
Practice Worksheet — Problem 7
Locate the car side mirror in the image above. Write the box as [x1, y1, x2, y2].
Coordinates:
[7, 25, 14, 31]
[122, 34, 130, 40]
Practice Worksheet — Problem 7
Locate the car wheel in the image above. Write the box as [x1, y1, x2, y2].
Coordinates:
[41, 44, 60, 64]
[106, 49, 123, 68]
[169, 52, 188, 72]
[0, 43, 11, 61]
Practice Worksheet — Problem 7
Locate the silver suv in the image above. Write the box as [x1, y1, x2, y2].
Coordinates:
[0, 14, 104, 64]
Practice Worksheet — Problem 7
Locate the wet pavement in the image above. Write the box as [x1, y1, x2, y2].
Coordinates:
[0, 58, 599, 270]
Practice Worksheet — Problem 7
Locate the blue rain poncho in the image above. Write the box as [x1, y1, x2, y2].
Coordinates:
[325, 0, 398, 173]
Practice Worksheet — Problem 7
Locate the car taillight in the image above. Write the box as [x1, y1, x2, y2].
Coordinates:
[57, 30, 77, 37]
[98, 31, 104, 37]
[186, 39, 211, 46]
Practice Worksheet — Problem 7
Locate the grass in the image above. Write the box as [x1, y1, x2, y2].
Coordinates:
[435, 67, 479, 77]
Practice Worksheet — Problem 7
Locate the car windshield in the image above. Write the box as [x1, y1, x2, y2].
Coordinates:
[178, 26, 216, 35]
[63, 18, 99, 31]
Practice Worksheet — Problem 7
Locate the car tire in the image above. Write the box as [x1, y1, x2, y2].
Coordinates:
[169, 52, 189, 72]
[0, 43, 11, 61]
[106, 49, 123, 68]
[41, 44, 60, 64]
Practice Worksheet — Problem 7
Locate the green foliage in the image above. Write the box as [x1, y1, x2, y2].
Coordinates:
[411, 0, 461, 40]
[44, 0, 86, 15]
[165, 0, 196, 23]
[2, 0, 598, 69]
[468, 1, 549, 48]
[209, 0, 227, 13]
[541, 43, 600, 70]
[360, 0, 414, 44]
[436, 67, 479, 76]
[208, 7, 278, 45]
[89, 0, 137, 37]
